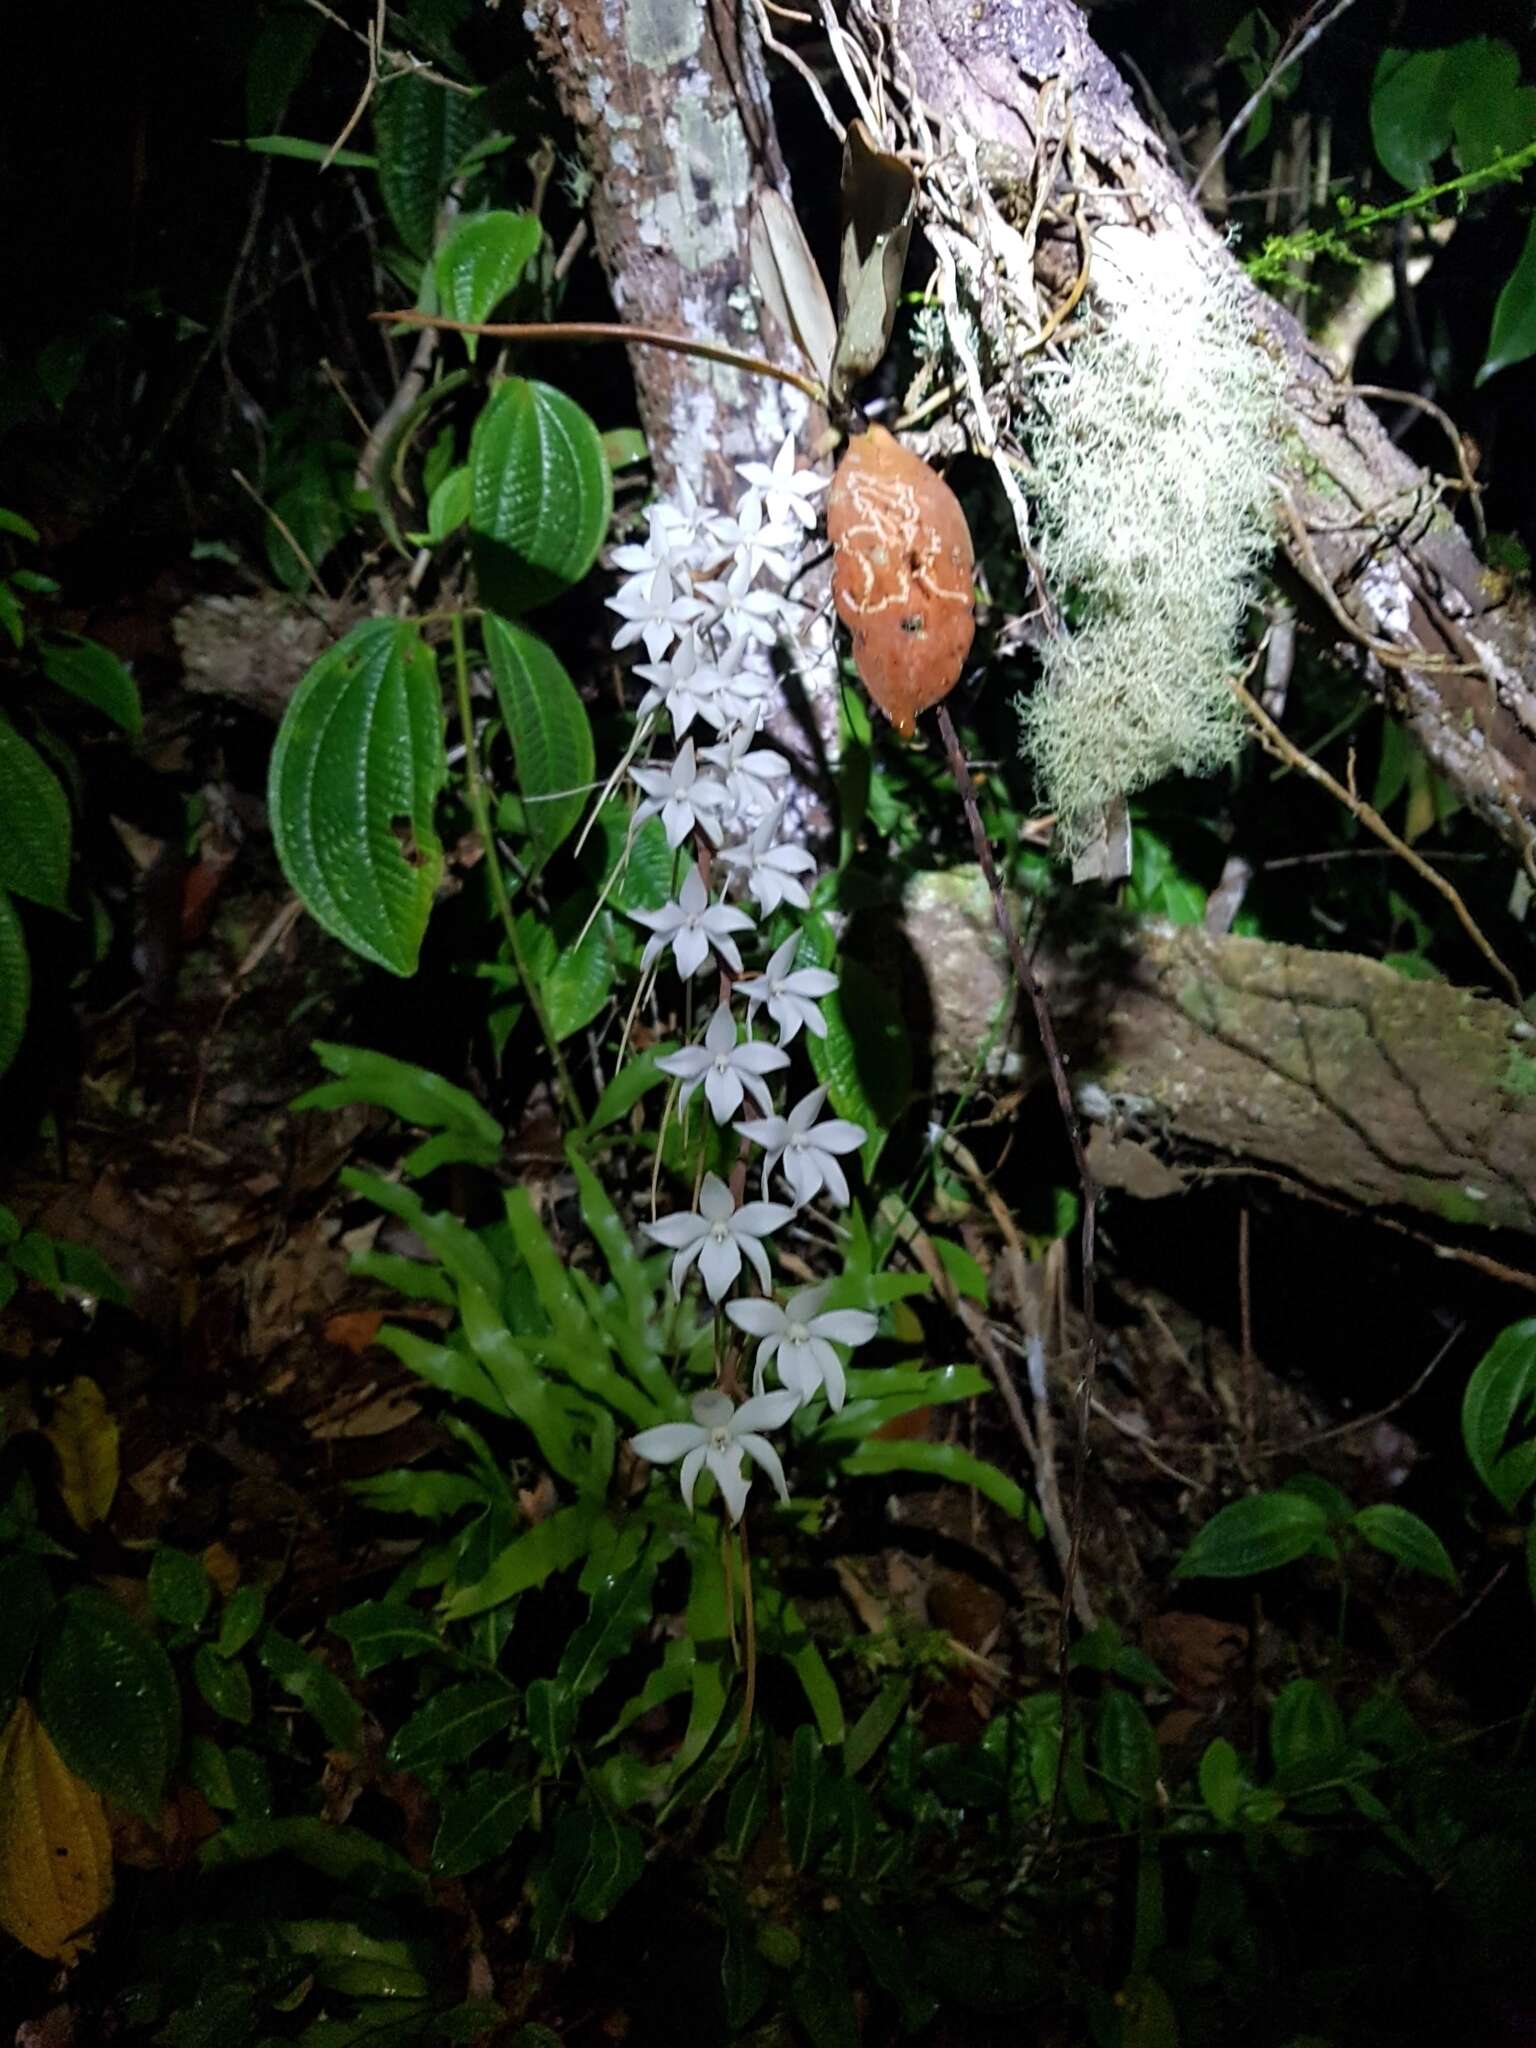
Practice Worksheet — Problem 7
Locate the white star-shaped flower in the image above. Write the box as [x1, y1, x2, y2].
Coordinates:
[634, 633, 728, 739]
[736, 1085, 867, 1208]
[656, 1000, 790, 1123]
[702, 556, 800, 650]
[725, 1283, 879, 1412]
[708, 491, 802, 584]
[608, 499, 698, 582]
[629, 1387, 799, 1522]
[698, 715, 792, 826]
[642, 1171, 794, 1300]
[736, 433, 829, 532]
[629, 738, 727, 849]
[630, 864, 755, 979]
[718, 802, 817, 914]
[607, 564, 705, 664]
[742, 933, 839, 1044]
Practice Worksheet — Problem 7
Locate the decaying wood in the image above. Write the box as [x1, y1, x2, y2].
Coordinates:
[894, 0, 1536, 865]
[905, 866, 1536, 1241]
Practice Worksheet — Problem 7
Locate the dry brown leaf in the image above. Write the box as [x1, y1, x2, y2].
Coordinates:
[43, 1377, 119, 1530]
[0, 1701, 113, 1962]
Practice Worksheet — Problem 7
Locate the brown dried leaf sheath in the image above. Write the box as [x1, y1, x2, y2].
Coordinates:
[828, 426, 975, 738]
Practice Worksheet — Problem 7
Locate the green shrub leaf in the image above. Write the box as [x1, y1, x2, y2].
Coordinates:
[36, 1589, 180, 1819]
[1370, 47, 1455, 187]
[432, 1769, 534, 1877]
[193, 1643, 253, 1725]
[484, 616, 594, 862]
[148, 1546, 212, 1629]
[1270, 1677, 1347, 1788]
[470, 379, 612, 616]
[1462, 1318, 1536, 1508]
[257, 1629, 363, 1752]
[1172, 1491, 1329, 1579]
[435, 212, 541, 349]
[1351, 1504, 1458, 1587]
[0, 890, 29, 1080]
[1481, 215, 1536, 386]
[0, 717, 71, 910]
[387, 1677, 516, 1770]
[295, 1041, 503, 1159]
[268, 619, 445, 975]
[332, 1600, 445, 1677]
[39, 637, 142, 735]
[373, 74, 482, 258]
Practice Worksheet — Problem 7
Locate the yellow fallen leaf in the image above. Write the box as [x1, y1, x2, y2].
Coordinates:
[0, 1700, 113, 1962]
[200, 1541, 240, 1600]
[43, 1376, 119, 1529]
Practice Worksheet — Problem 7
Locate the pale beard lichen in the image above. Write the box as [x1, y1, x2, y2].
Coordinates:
[1015, 228, 1281, 853]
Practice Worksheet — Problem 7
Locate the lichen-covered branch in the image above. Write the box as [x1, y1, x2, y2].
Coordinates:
[523, 0, 818, 504]
[894, 0, 1536, 866]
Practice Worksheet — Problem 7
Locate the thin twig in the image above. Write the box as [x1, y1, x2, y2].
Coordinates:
[369, 311, 825, 404]
[1253, 1323, 1461, 1458]
[1229, 675, 1522, 1004]
[932, 703, 1099, 1839]
[1193, 0, 1361, 200]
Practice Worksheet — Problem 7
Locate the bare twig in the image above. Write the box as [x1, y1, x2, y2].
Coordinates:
[932, 703, 1100, 1838]
[1229, 674, 1522, 1004]
[1193, 0, 1361, 201]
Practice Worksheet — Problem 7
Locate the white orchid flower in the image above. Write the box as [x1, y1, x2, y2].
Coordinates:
[629, 738, 727, 849]
[657, 1001, 790, 1123]
[742, 933, 839, 1045]
[702, 556, 800, 649]
[607, 563, 705, 664]
[736, 432, 829, 532]
[642, 1171, 794, 1300]
[707, 491, 801, 584]
[631, 864, 755, 979]
[725, 1284, 879, 1412]
[718, 802, 817, 914]
[629, 1387, 799, 1522]
[735, 1085, 867, 1208]
[698, 715, 792, 825]
[633, 633, 729, 740]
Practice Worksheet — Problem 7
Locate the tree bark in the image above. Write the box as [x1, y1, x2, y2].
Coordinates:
[522, 0, 818, 505]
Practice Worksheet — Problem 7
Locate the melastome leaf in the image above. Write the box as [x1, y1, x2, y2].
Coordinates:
[470, 379, 612, 616]
[268, 619, 446, 976]
[483, 616, 594, 861]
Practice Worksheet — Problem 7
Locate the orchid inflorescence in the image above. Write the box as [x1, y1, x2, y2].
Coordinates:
[611, 437, 878, 1522]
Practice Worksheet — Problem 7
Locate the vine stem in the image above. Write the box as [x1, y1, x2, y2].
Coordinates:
[448, 612, 583, 1126]
[932, 702, 1100, 1840]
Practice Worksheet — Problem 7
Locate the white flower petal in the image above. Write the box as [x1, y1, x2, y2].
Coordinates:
[707, 1445, 752, 1522]
[735, 1389, 801, 1432]
[724, 1298, 786, 1338]
[698, 1233, 742, 1302]
[629, 1421, 704, 1463]
[678, 1443, 708, 1510]
[736, 1432, 790, 1502]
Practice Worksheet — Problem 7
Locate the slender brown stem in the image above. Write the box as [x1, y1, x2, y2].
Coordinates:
[932, 703, 1099, 1840]
[369, 310, 827, 405]
[738, 1521, 758, 1749]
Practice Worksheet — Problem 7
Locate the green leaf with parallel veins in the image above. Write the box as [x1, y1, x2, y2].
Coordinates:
[0, 889, 29, 1080]
[36, 1588, 180, 1820]
[373, 73, 483, 257]
[149, 1545, 212, 1629]
[1270, 1677, 1347, 1788]
[783, 1723, 831, 1871]
[332, 1600, 445, 1677]
[526, 1675, 576, 1773]
[268, 619, 446, 975]
[1172, 1491, 1329, 1579]
[387, 1677, 516, 1770]
[258, 1628, 363, 1751]
[427, 464, 471, 543]
[838, 1438, 1025, 1519]
[470, 379, 612, 616]
[435, 212, 541, 353]
[1198, 1737, 1244, 1825]
[296, 1040, 503, 1154]
[1098, 1689, 1160, 1813]
[483, 616, 594, 862]
[571, 1798, 644, 1921]
[0, 716, 71, 910]
[1351, 1504, 1459, 1587]
[432, 1769, 534, 1877]
[194, 1642, 253, 1725]
[40, 637, 142, 735]
[514, 902, 614, 1042]
[199, 1817, 424, 1893]
[443, 1502, 598, 1621]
